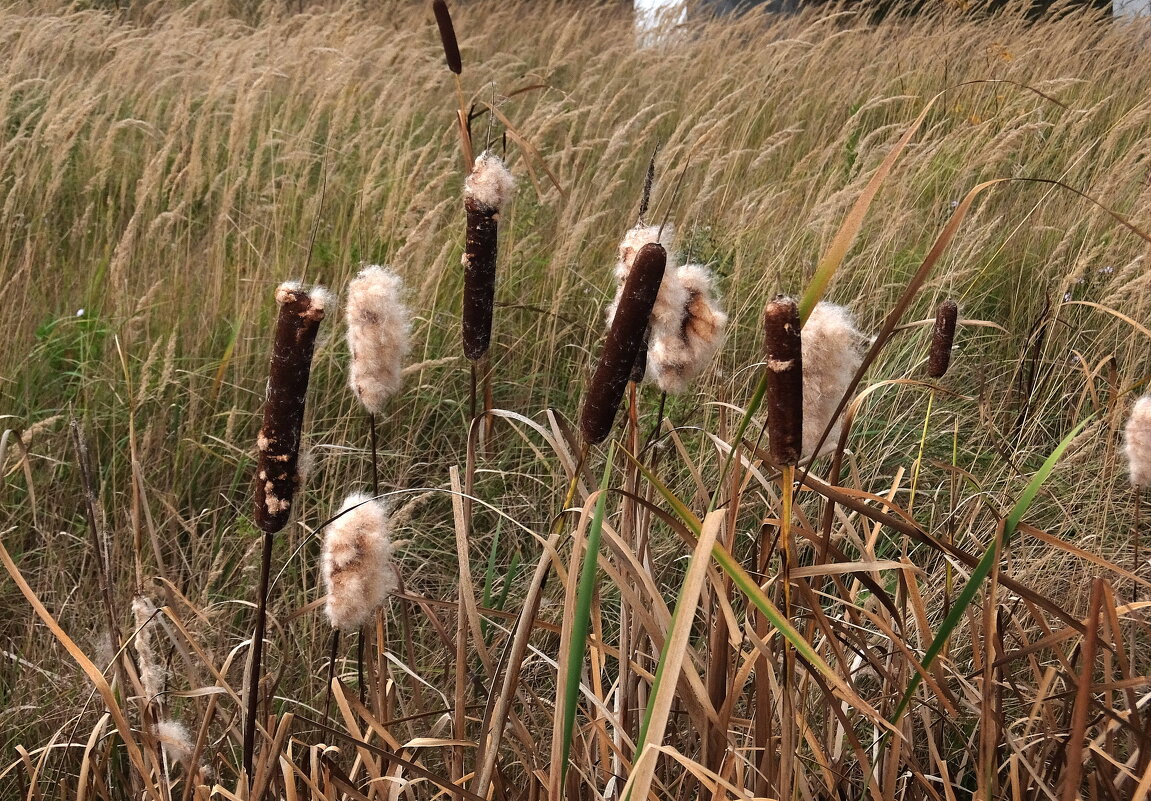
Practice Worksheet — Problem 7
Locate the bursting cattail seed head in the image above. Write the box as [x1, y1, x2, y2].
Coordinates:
[255, 282, 328, 534]
[800, 302, 868, 460]
[432, 0, 462, 74]
[582, 242, 668, 444]
[132, 595, 165, 704]
[763, 296, 803, 466]
[156, 719, 194, 765]
[647, 264, 727, 394]
[347, 266, 411, 414]
[928, 299, 958, 378]
[1125, 396, 1151, 488]
[322, 493, 397, 631]
[606, 224, 684, 339]
[461, 152, 514, 361]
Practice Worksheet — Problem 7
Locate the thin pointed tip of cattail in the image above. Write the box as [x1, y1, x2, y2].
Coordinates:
[323, 493, 397, 631]
[763, 296, 803, 466]
[927, 299, 958, 378]
[347, 266, 411, 415]
[1125, 396, 1151, 488]
[432, 0, 462, 74]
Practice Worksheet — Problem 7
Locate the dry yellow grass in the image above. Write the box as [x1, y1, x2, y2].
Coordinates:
[3, 1, 1151, 798]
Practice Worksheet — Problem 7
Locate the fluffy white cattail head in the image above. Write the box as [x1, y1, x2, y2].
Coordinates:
[346, 266, 411, 415]
[647, 264, 727, 394]
[800, 302, 869, 460]
[1125, 396, 1151, 488]
[132, 595, 166, 704]
[322, 493, 397, 631]
[156, 718, 193, 764]
[464, 151, 515, 211]
[606, 223, 685, 335]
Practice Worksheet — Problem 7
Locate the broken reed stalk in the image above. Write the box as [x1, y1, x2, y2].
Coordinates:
[928, 299, 958, 378]
[246, 283, 327, 779]
[580, 243, 668, 445]
[760, 295, 803, 798]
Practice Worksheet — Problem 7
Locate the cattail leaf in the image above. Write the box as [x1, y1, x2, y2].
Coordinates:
[255, 284, 327, 534]
[927, 299, 958, 378]
[763, 296, 803, 466]
[431, 0, 461, 74]
[580, 243, 667, 444]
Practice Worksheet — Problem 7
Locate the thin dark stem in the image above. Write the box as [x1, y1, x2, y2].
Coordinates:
[324, 629, 340, 723]
[368, 412, 380, 498]
[243, 531, 274, 780]
[357, 629, 366, 707]
[642, 391, 668, 455]
[470, 362, 478, 423]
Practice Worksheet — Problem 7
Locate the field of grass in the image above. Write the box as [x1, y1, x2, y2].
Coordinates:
[3, 0, 1151, 798]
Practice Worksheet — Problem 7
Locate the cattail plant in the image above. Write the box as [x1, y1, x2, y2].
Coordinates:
[246, 281, 328, 779]
[347, 266, 411, 494]
[581, 242, 667, 445]
[462, 152, 515, 362]
[763, 296, 803, 467]
[928, 299, 959, 378]
[322, 494, 398, 632]
[647, 264, 727, 394]
[800, 302, 867, 461]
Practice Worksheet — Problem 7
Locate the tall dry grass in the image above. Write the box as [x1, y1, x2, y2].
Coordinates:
[2, 0, 1151, 798]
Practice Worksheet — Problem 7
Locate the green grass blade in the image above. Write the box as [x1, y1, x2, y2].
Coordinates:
[890, 417, 1091, 725]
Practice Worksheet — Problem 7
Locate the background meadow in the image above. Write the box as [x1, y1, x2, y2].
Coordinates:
[3, 0, 1151, 798]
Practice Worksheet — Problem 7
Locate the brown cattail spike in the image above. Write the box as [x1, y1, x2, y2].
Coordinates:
[432, 0, 462, 75]
[255, 283, 328, 533]
[581, 243, 667, 444]
[928, 299, 958, 378]
[763, 296, 803, 467]
[461, 152, 514, 361]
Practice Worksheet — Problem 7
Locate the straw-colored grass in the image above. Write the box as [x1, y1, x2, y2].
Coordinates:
[3, 1, 1151, 798]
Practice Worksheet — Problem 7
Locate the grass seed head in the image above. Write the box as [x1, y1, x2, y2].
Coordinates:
[928, 299, 959, 378]
[432, 0, 462, 74]
[461, 152, 514, 361]
[648, 263, 727, 394]
[1125, 395, 1151, 488]
[582, 242, 667, 444]
[322, 493, 397, 631]
[131, 595, 165, 704]
[255, 283, 327, 533]
[347, 266, 411, 414]
[763, 295, 803, 466]
[801, 302, 868, 460]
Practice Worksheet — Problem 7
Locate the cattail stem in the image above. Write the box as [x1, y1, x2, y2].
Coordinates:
[581, 243, 667, 445]
[324, 629, 340, 723]
[242, 530, 274, 780]
[368, 413, 380, 498]
[763, 296, 803, 467]
[357, 630, 366, 706]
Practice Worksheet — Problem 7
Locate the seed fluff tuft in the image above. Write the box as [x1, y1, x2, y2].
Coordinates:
[647, 264, 727, 394]
[322, 493, 397, 631]
[346, 266, 411, 414]
[801, 302, 869, 460]
[464, 151, 515, 212]
[1125, 396, 1151, 488]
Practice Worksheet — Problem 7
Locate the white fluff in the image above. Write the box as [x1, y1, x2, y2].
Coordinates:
[464, 151, 515, 211]
[605, 223, 685, 338]
[1125, 396, 1151, 488]
[801, 302, 869, 460]
[647, 264, 727, 394]
[346, 266, 411, 414]
[156, 718, 193, 764]
[131, 595, 166, 704]
[322, 494, 397, 631]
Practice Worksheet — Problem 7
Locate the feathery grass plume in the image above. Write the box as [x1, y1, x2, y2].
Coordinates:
[432, 0, 462, 75]
[647, 264, 727, 394]
[132, 595, 165, 704]
[462, 151, 515, 361]
[800, 302, 868, 460]
[582, 243, 668, 444]
[346, 266, 411, 414]
[763, 296, 803, 466]
[255, 282, 329, 533]
[322, 493, 397, 631]
[1126, 396, 1151, 488]
[928, 299, 959, 378]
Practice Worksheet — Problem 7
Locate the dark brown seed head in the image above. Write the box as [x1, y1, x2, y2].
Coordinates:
[255, 284, 327, 534]
[927, 299, 958, 378]
[763, 295, 803, 467]
[581, 243, 667, 444]
[432, 0, 462, 75]
[461, 198, 498, 361]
